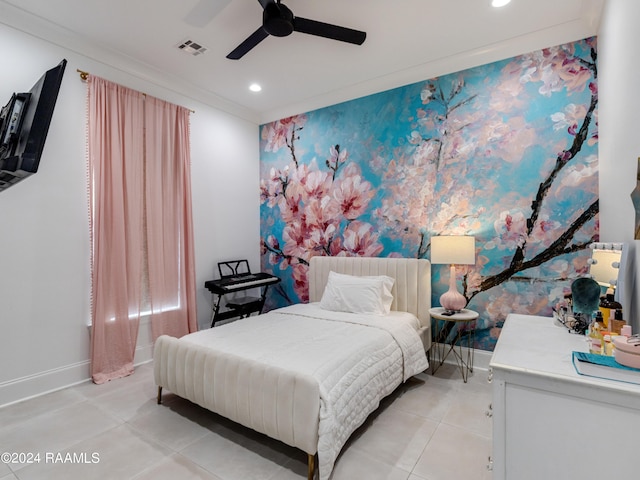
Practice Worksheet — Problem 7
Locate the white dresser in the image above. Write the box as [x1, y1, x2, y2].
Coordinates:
[490, 314, 640, 480]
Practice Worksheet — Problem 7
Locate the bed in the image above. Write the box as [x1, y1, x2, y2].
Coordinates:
[154, 256, 431, 480]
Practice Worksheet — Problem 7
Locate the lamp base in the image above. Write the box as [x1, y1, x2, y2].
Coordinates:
[439, 265, 468, 313]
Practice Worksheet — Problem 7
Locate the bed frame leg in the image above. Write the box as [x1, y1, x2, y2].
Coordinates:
[307, 453, 315, 480]
[157, 386, 163, 405]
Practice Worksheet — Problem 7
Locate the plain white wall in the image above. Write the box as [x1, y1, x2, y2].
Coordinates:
[0, 21, 260, 406]
[190, 106, 261, 330]
[598, 0, 639, 334]
[0, 24, 91, 405]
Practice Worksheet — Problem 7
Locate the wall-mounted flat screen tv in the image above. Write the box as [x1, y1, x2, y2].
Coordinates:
[0, 59, 67, 192]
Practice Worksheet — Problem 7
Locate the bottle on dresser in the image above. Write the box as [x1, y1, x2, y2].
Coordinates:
[599, 287, 622, 330]
[588, 311, 606, 355]
[609, 309, 626, 336]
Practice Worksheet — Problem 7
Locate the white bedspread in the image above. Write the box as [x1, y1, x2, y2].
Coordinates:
[179, 303, 429, 480]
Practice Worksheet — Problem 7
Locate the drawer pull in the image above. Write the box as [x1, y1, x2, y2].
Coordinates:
[485, 403, 493, 417]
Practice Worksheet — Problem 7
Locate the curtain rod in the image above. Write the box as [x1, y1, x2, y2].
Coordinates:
[76, 69, 195, 113]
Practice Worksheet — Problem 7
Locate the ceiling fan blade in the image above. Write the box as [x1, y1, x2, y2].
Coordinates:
[257, 0, 274, 9]
[184, 0, 232, 28]
[226, 27, 270, 60]
[293, 17, 366, 45]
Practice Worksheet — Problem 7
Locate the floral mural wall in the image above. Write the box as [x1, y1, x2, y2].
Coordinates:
[259, 37, 599, 351]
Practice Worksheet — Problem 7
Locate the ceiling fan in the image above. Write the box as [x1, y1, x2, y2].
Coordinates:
[226, 0, 367, 60]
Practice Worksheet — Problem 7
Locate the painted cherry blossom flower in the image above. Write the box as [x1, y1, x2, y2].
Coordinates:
[302, 168, 332, 201]
[529, 215, 561, 245]
[517, 45, 592, 97]
[341, 221, 383, 257]
[263, 235, 282, 265]
[559, 155, 598, 190]
[331, 173, 375, 220]
[493, 210, 527, 250]
[277, 187, 303, 225]
[261, 114, 307, 152]
[326, 144, 348, 174]
[281, 222, 307, 266]
[551, 103, 588, 134]
[307, 220, 338, 254]
[260, 166, 288, 207]
[420, 82, 437, 104]
[291, 263, 310, 302]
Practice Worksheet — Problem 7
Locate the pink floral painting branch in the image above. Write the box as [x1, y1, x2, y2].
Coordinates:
[260, 116, 382, 300]
[464, 41, 599, 300]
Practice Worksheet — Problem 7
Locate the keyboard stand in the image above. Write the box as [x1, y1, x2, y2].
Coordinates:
[205, 260, 280, 327]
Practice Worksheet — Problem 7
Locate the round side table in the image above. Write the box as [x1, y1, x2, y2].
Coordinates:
[429, 307, 479, 382]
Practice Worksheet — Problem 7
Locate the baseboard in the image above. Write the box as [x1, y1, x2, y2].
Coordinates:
[0, 343, 154, 409]
[472, 347, 493, 371]
[432, 342, 493, 371]
[133, 341, 154, 366]
[2, 315, 155, 408]
[0, 360, 91, 408]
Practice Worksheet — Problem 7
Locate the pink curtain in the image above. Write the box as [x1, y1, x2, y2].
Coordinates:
[87, 76, 197, 384]
[144, 96, 198, 340]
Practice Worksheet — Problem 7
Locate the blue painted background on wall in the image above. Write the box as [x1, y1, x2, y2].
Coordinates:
[259, 37, 599, 351]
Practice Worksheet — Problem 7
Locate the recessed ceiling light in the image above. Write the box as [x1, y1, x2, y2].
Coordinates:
[492, 0, 511, 7]
[249, 83, 262, 92]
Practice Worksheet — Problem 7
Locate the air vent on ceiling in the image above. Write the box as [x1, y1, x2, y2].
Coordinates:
[176, 39, 208, 56]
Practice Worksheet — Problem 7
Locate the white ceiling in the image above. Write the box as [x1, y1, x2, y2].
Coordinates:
[1, 0, 604, 124]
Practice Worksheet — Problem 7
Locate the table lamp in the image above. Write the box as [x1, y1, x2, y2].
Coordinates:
[431, 235, 476, 313]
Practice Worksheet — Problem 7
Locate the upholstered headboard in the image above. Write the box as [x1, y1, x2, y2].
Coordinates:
[308, 256, 432, 350]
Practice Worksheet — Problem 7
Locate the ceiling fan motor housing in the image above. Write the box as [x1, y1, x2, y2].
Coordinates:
[226, 0, 366, 59]
[263, 2, 294, 37]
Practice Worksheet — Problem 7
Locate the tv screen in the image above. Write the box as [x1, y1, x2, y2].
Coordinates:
[0, 59, 67, 192]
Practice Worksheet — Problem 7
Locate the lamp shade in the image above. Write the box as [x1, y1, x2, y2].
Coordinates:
[431, 235, 476, 312]
[431, 236, 476, 265]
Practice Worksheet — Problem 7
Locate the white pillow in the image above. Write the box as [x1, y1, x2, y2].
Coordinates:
[319, 271, 395, 315]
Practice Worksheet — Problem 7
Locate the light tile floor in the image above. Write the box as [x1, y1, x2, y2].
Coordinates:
[0, 362, 493, 480]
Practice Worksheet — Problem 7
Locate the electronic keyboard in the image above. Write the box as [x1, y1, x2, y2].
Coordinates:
[204, 272, 280, 295]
